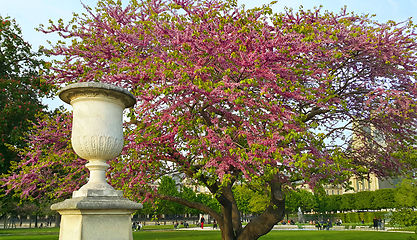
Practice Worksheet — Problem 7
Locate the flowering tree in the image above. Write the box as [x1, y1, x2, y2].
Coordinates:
[3, 112, 86, 200]
[4, 0, 417, 239]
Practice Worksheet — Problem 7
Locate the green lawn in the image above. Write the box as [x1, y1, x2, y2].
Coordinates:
[0, 228, 416, 240]
[0, 227, 59, 240]
[259, 231, 416, 240]
[133, 230, 220, 240]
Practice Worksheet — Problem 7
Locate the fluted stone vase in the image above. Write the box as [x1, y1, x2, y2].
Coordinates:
[51, 82, 142, 240]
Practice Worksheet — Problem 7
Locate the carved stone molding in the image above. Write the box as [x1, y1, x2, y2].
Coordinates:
[72, 134, 123, 160]
[58, 82, 136, 108]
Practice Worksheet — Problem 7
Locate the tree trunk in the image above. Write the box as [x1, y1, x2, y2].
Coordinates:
[151, 179, 286, 240]
[11, 215, 16, 228]
[234, 181, 285, 240]
[55, 212, 61, 227]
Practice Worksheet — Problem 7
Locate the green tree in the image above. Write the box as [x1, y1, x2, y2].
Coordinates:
[373, 188, 396, 210]
[313, 193, 328, 214]
[0, 16, 51, 174]
[391, 208, 417, 227]
[355, 191, 375, 210]
[155, 176, 183, 223]
[136, 199, 155, 219]
[390, 179, 417, 227]
[285, 189, 315, 214]
[247, 192, 269, 214]
[284, 190, 301, 215]
[233, 184, 269, 214]
[181, 186, 199, 215]
[233, 185, 253, 215]
[0, 16, 53, 230]
[0, 194, 19, 228]
[340, 193, 356, 212]
[195, 193, 221, 214]
[395, 179, 417, 208]
[181, 186, 221, 216]
[325, 194, 342, 213]
[298, 190, 316, 213]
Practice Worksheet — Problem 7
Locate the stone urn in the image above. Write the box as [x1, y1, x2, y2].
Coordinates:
[51, 82, 142, 240]
[58, 82, 135, 197]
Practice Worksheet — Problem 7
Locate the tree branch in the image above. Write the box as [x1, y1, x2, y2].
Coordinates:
[238, 180, 285, 240]
[154, 192, 222, 220]
[222, 185, 243, 236]
[303, 107, 330, 122]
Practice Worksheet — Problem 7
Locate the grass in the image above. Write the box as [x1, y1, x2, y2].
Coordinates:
[0, 227, 59, 240]
[138, 223, 209, 230]
[133, 230, 220, 240]
[0, 227, 416, 240]
[0, 228, 59, 235]
[259, 231, 416, 240]
[0, 235, 58, 240]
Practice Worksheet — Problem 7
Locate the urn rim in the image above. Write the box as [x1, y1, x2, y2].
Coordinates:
[58, 82, 136, 108]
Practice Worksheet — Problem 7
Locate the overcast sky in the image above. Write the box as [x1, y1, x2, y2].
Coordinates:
[1, 0, 417, 109]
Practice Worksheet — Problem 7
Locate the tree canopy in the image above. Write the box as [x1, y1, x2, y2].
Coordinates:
[3, 0, 417, 239]
[154, 175, 183, 220]
[0, 16, 51, 174]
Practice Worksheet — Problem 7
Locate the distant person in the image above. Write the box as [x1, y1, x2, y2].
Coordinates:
[322, 220, 327, 230]
[378, 217, 382, 229]
[373, 217, 378, 230]
[200, 216, 205, 229]
[326, 219, 332, 230]
[213, 219, 217, 229]
[315, 220, 321, 230]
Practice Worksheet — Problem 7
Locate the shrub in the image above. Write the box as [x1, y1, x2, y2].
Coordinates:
[391, 208, 417, 227]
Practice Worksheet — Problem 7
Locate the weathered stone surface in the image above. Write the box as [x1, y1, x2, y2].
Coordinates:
[52, 196, 142, 240]
[51, 196, 142, 211]
[59, 82, 136, 108]
[72, 188, 124, 198]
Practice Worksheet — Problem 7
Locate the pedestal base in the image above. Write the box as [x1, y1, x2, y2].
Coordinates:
[51, 196, 143, 240]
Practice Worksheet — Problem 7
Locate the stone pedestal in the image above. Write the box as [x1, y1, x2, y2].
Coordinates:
[51, 82, 142, 240]
[51, 194, 142, 240]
